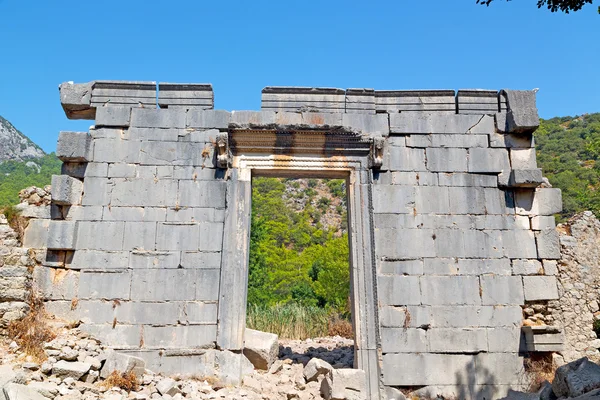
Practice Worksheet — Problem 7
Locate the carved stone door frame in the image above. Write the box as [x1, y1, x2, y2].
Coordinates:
[216, 129, 381, 398]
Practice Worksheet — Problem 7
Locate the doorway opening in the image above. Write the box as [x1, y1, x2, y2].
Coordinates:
[246, 175, 354, 368]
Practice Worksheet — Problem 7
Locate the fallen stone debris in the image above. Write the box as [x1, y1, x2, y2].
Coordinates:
[0, 326, 368, 400]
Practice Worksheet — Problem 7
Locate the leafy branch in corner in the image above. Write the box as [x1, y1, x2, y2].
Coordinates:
[476, 0, 597, 13]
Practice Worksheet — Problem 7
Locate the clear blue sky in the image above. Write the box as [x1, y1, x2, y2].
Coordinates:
[0, 0, 598, 153]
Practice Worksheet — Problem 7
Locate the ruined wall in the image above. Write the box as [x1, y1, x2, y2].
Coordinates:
[364, 91, 562, 398]
[0, 187, 50, 334]
[551, 211, 600, 363]
[42, 81, 563, 398]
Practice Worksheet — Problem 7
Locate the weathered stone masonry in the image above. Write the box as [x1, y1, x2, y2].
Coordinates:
[37, 81, 562, 399]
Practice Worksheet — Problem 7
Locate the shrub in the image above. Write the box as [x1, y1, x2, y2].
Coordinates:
[102, 370, 139, 392]
[7, 291, 56, 362]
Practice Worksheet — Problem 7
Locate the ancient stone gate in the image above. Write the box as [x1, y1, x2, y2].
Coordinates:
[38, 82, 562, 399]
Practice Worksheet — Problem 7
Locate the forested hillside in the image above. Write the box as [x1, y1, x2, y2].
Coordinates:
[247, 178, 350, 314]
[0, 154, 61, 206]
[536, 113, 600, 220]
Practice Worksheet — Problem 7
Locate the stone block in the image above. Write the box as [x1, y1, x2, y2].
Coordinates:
[482, 188, 513, 215]
[123, 222, 157, 250]
[509, 169, 543, 187]
[23, 219, 50, 248]
[387, 146, 427, 172]
[178, 180, 227, 208]
[342, 113, 389, 135]
[56, 131, 93, 162]
[531, 216, 556, 230]
[437, 173, 498, 188]
[80, 323, 141, 347]
[421, 276, 480, 305]
[100, 350, 146, 378]
[304, 358, 333, 382]
[95, 106, 131, 127]
[93, 138, 141, 163]
[155, 223, 199, 251]
[503, 90, 539, 134]
[111, 179, 178, 207]
[51, 175, 83, 205]
[379, 306, 431, 328]
[381, 328, 428, 353]
[375, 228, 436, 258]
[377, 275, 421, 306]
[195, 269, 221, 300]
[468, 148, 510, 174]
[456, 259, 511, 275]
[426, 148, 468, 172]
[130, 251, 180, 269]
[536, 229, 561, 259]
[34, 267, 79, 300]
[512, 259, 543, 275]
[301, 112, 343, 126]
[180, 252, 222, 269]
[448, 187, 485, 214]
[59, 81, 93, 119]
[543, 260, 558, 276]
[372, 185, 415, 214]
[107, 163, 137, 178]
[523, 276, 558, 301]
[84, 162, 109, 177]
[75, 221, 125, 251]
[130, 268, 196, 301]
[78, 270, 131, 300]
[320, 368, 367, 400]
[186, 109, 232, 129]
[103, 206, 167, 222]
[61, 162, 87, 178]
[415, 186, 451, 214]
[479, 306, 523, 327]
[475, 353, 523, 384]
[143, 325, 217, 348]
[429, 328, 487, 353]
[486, 326, 523, 353]
[182, 302, 218, 324]
[382, 353, 475, 386]
[116, 302, 180, 325]
[510, 149, 537, 169]
[434, 230, 465, 257]
[47, 220, 77, 250]
[379, 259, 423, 275]
[52, 360, 91, 379]
[480, 276, 524, 305]
[389, 113, 494, 134]
[515, 188, 562, 216]
[502, 230, 538, 258]
[139, 141, 212, 166]
[130, 107, 186, 128]
[69, 250, 129, 270]
[230, 110, 276, 127]
[243, 328, 279, 370]
[464, 229, 505, 259]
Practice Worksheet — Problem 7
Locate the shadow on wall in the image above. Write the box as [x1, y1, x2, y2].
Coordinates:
[455, 359, 497, 400]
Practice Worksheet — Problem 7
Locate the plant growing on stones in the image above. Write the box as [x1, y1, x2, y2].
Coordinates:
[102, 370, 140, 392]
[7, 290, 56, 362]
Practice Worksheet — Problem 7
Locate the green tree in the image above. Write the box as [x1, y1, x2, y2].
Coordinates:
[476, 0, 597, 13]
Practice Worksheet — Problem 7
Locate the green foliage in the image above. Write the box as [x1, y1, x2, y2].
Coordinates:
[247, 177, 350, 314]
[476, 0, 596, 13]
[536, 114, 600, 221]
[0, 154, 61, 207]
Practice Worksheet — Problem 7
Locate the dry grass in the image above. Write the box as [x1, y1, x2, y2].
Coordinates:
[327, 314, 354, 339]
[7, 291, 56, 362]
[524, 354, 556, 392]
[101, 370, 139, 392]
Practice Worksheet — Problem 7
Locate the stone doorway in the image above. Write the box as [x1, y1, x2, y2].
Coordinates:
[216, 128, 381, 398]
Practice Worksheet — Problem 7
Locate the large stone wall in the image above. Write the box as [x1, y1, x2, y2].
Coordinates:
[37, 81, 563, 399]
[551, 211, 600, 364]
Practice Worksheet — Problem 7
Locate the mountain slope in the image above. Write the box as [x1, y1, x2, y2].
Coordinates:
[0, 115, 45, 162]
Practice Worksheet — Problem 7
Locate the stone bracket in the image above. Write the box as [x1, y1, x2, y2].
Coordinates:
[369, 137, 384, 169]
[216, 132, 231, 169]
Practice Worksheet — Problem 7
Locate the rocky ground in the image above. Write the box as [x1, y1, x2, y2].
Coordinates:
[0, 325, 358, 400]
